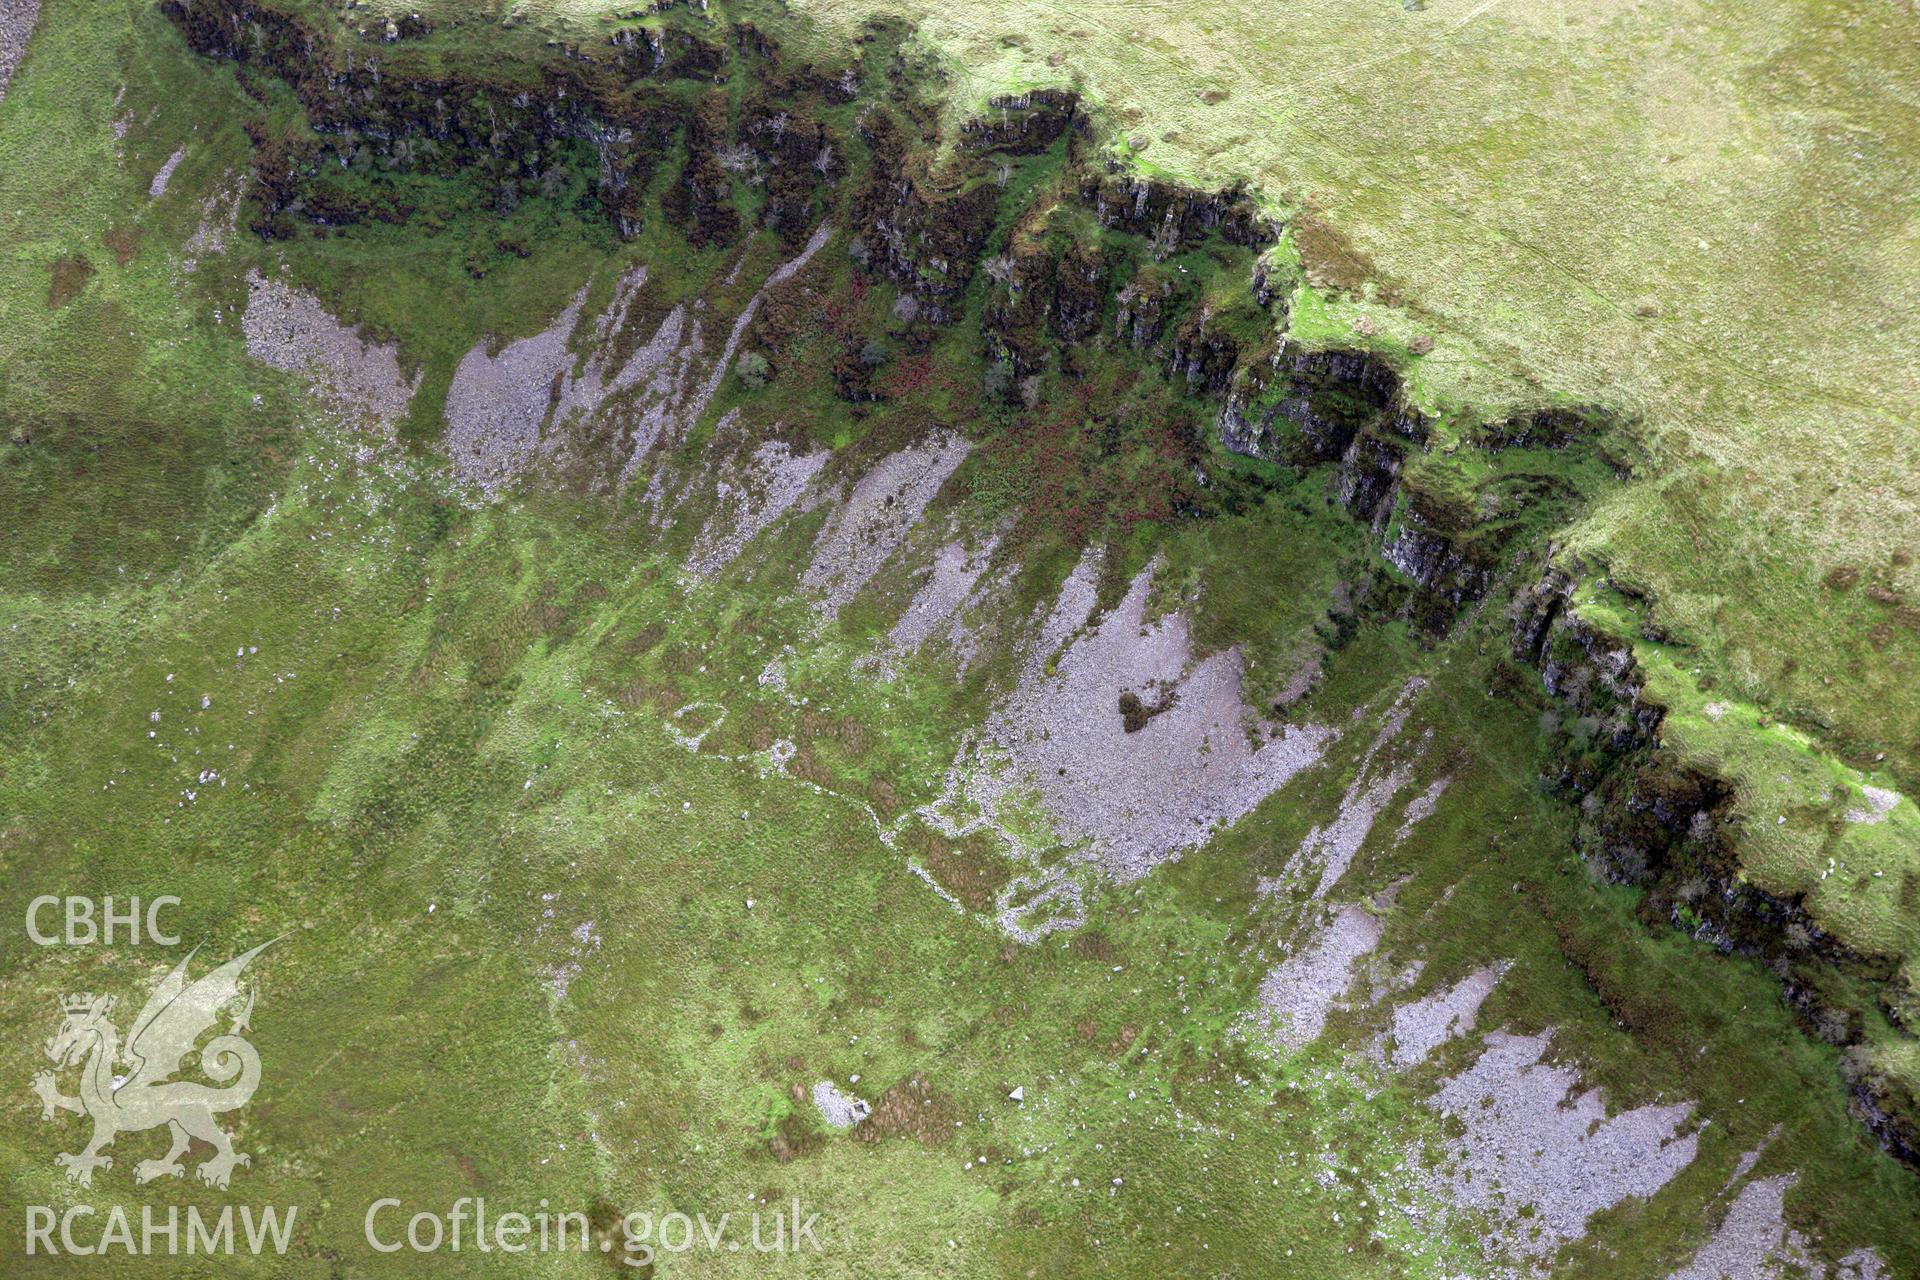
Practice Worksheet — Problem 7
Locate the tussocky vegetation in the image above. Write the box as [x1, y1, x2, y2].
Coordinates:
[1, 0, 1916, 1274]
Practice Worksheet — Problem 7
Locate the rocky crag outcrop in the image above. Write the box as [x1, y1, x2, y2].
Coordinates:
[1511, 568, 1920, 1166]
[168, 0, 1916, 1168]
[165, 1, 836, 245]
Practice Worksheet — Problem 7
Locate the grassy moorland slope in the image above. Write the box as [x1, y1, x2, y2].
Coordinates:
[1, 1, 1917, 1277]
[311, 0, 1920, 778]
[769, 0, 1920, 754]
[765, 0, 1920, 971]
[201, 0, 1920, 1148]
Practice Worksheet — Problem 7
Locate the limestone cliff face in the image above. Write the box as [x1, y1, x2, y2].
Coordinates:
[1511, 568, 1920, 1166]
[1079, 169, 1271, 256]
[165, 0, 833, 245]
[851, 107, 1002, 324]
[961, 89, 1084, 155]
[171, 0, 1916, 1168]
[1220, 344, 1399, 466]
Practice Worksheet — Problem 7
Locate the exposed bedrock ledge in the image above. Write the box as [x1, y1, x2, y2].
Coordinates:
[1080, 167, 1273, 256]
[961, 89, 1085, 155]
[168, 0, 1623, 660]
[1511, 567, 1920, 1167]
[1220, 343, 1401, 466]
[173, 0, 1915, 1168]
[851, 105, 1004, 325]
[164, 0, 838, 245]
[1217, 334, 1601, 632]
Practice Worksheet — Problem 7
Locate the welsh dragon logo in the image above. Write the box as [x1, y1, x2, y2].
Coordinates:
[32, 941, 274, 1190]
